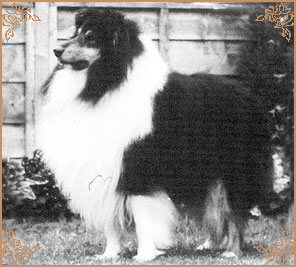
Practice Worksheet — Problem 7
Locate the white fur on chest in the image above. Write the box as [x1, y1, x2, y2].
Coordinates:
[36, 36, 169, 227]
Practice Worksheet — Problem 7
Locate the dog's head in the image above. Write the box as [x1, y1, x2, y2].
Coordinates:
[54, 9, 144, 103]
[54, 9, 142, 70]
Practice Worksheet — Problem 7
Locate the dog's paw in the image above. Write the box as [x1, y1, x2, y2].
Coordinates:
[220, 251, 238, 258]
[133, 250, 165, 262]
[196, 244, 205, 250]
[196, 237, 213, 250]
[132, 254, 155, 262]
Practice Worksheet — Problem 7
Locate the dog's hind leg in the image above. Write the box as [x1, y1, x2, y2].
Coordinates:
[130, 191, 178, 262]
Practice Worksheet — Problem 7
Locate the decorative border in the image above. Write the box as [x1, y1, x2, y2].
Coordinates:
[255, 226, 295, 264]
[2, 225, 41, 264]
[255, 0, 294, 42]
[1, 0, 41, 42]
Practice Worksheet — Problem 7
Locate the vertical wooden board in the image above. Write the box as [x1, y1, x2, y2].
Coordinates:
[25, 13, 36, 156]
[2, 83, 25, 124]
[49, 3, 58, 71]
[123, 9, 159, 39]
[159, 8, 169, 62]
[168, 11, 249, 40]
[34, 3, 51, 122]
[57, 8, 159, 40]
[57, 9, 76, 39]
[2, 125, 25, 159]
[2, 45, 25, 82]
[168, 41, 241, 75]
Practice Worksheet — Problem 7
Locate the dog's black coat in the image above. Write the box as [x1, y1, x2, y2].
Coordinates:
[118, 73, 271, 218]
[76, 9, 144, 104]
[46, 8, 275, 256]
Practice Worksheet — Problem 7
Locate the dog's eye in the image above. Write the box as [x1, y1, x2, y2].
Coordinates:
[85, 30, 96, 45]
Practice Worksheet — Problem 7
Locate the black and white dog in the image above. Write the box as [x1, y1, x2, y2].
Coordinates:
[36, 9, 272, 261]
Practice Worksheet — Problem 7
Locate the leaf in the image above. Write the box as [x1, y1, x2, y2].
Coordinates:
[10, 189, 23, 196]
[282, 28, 291, 42]
[22, 254, 32, 262]
[13, 19, 21, 29]
[37, 197, 47, 204]
[2, 14, 12, 26]
[5, 8, 16, 15]
[279, 3, 291, 14]
[266, 6, 275, 13]
[284, 14, 294, 27]
[282, 226, 291, 239]
[13, 239, 21, 247]
[31, 15, 41, 22]
[18, 181, 35, 188]
[255, 15, 265, 22]
[5, 225, 14, 240]
[5, 28, 14, 42]
[19, 188, 36, 200]
[23, 13, 32, 22]
[11, 254, 18, 264]
[31, 246, 41, 253]
[5, 0, 17, 14]
[27, 175, 48, 185]
[255, 246, 266, 253]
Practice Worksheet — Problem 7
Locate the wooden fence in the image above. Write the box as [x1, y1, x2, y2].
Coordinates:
[2, 2, 263, 159]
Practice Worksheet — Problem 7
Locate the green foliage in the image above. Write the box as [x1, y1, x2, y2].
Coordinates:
[2, 150, 74, 220]
[237, 8, 293, 151]
[237, 6, 294, 212]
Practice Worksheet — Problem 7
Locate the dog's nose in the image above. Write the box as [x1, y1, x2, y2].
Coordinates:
[53, 47, 65, 58]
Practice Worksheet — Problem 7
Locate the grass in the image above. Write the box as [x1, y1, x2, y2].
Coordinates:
[2, 215, 294, 265]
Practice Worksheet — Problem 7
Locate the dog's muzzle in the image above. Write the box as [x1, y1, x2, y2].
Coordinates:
[53, 47, 65, 58]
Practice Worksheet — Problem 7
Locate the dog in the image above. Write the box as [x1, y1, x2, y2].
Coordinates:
[36, 9, 273, 261]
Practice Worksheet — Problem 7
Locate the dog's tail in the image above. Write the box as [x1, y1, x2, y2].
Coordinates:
[202, 179, 243, 256]
[202, 179, 229, 245]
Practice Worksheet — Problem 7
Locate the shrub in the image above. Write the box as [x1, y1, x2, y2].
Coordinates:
[237, 5, 294, 211]
[2, 150, 74, 220]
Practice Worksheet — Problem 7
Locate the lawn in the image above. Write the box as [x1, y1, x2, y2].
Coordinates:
[2, 215, 294, 265]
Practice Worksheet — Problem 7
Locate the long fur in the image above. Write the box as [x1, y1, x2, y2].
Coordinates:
[37, 9, 273, 261]
[37, 35, 169, 231]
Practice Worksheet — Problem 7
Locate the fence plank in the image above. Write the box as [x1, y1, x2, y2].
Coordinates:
[25, 14, 35, 156]
[49, 2, 58, 71]
[2, 83, 25, 124]
[34, 2, 52, 122]
[159, 7, 169, 62]
[57, 2, 167, 9]
[2, 125, 25, 159]
[169, 11, 249, 40]
[168, 41, 241, 75]
[56, 2, 258, 11]
[57, 9, 159, 40]
[2, 45, 25, 82]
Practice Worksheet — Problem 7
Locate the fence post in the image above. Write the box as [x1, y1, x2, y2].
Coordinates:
[25, 13, 35, 156]
[159, 6, 170, 63]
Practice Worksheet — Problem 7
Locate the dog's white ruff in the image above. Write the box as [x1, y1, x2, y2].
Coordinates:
[36, 35, 171, 236]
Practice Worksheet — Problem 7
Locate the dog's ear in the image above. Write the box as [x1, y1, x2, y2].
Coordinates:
[75, 9, 89, 28]
[111, 20, 140, 54]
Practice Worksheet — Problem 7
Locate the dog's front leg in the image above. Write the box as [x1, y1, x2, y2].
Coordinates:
[96, 226, 121, 261]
